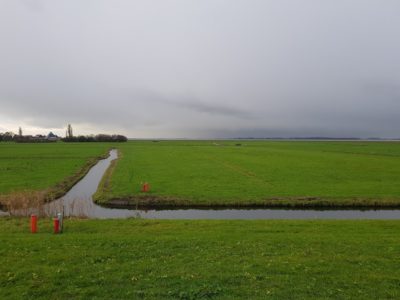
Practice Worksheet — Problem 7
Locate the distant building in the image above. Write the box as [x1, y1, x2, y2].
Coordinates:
[47, 132, 60, 141]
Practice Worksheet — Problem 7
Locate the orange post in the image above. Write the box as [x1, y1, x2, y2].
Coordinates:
[31, 215, 37, 234]
[53, 218, 60, 234]
[141, 182, 150, 193]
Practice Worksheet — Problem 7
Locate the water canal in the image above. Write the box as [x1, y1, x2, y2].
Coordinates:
[1, 150, 400, 220]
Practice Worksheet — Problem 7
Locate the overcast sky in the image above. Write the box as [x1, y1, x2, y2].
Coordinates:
[0, 0, 399, 138]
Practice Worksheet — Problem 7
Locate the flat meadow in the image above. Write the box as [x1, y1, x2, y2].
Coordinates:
[2, 140, 400, 208]
[0, 142, 110, 200]
[95, 140, 400, 208]
[2, 141, 400, 299]
[1, 218, 399, 299]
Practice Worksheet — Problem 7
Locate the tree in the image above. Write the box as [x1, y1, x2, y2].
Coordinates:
[66, 124, 73, 138]
[18, 127, 23, 137]
[2, 132, 14, 142]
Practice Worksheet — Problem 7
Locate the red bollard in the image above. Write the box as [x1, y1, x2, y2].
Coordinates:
[53, 218, 60, 234]
[31, 215, 37, 234]
[141, 182, 150, 193]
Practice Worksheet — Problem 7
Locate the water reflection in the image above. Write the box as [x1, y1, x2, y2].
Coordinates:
[133, 208, 400, 220]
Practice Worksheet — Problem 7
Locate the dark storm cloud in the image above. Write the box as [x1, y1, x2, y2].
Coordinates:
[178, 102, 255, 119]
[0, 0, 400, 138]
[137, 91, 256, 119]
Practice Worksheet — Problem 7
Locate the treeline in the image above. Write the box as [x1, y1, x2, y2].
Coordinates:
[62, 134, 128, 143]
[0, 134, 58, 143]
[0, 132, 16, 142]
[14, 136, 56, 143]
[0, 131, 60, 143]
[1, 125, 127, 143]
[0, 132, 128, 143]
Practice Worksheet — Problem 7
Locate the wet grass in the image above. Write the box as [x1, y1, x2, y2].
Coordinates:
[0, 143, 111, 202]
[96, 140, 400, 208]
[1, 218, 399, 299]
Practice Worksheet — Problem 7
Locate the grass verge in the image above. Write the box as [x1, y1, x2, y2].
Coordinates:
[1, 218, 399, 299]
[93, 149, 121, 204]
[99, 195, 400, 209]
[45, 150, 110, 200]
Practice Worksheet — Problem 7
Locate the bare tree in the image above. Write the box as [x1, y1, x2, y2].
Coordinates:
[66, 124, 73, 138]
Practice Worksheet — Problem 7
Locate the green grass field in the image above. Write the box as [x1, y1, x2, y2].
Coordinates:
[2, 141, 400, 208]
[95, 140, 400, 208]
[1, 143, 400, 299]
[1, 218, 399, 299]
[0, 143, 110, 199]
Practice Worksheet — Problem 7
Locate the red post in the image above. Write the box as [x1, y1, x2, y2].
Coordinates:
[53, 218, 60, 234]
[31, 215, 37, 234]
[142, 182, 150, 193]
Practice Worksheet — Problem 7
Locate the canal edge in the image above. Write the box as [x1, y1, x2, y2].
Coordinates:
[92, 149, 121, 204]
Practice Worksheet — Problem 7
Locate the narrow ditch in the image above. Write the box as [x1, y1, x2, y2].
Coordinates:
[1, 149, 400, 219]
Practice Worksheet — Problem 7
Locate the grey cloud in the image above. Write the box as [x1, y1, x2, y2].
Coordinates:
[177, 101, 256, 119]
[19, 0, 45, 12]
[0, 0, 400, 138]
[135, 90, 256, 119]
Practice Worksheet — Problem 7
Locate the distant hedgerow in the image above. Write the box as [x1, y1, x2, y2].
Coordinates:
[62, 134, 128, 143]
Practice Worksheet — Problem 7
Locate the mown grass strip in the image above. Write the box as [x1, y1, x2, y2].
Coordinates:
[1, 218, 399, 299]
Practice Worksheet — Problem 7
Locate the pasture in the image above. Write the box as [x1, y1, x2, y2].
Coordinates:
[0, 143, 110, 200]
[1, 218, 399, 299]
[1, 142, 400, 299]
[96, 140, 400, 207]
[2, 141, 400, 208]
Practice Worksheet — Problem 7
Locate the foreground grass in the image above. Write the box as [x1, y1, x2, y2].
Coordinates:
[0, 143, 110, 200]
[1, 218, 399, 299]
[96, 140, 400, 208]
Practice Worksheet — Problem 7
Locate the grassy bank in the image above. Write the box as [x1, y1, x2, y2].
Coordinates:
[95, 140, 400, 208]
[3, 141, 400, 209]
[0, 143, 111, 203]
[1, 218, 399, 299]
